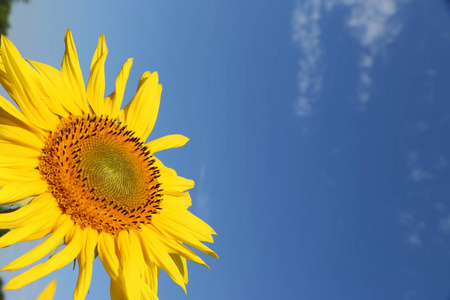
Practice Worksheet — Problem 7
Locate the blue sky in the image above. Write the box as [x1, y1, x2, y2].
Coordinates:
[1, 0, 450, 299]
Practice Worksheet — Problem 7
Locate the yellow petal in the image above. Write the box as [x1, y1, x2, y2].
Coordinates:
[163, 203, 216, 242]
[90, 34, 107, 69]
[0, 156, 38, 170]
[121, 71, 162, 141]
[98, 232, 119, 279]
[0, 36, 59, 131]
[0, 178, 47, 205]
[117, 231, 141, 299]
[170, 254, 188, 284]
[4, 223, 82, 290]
[87, 34, 108, 115]
[104, 58, 133, 118]
[0, 168, 40, 186]
[147, 134, 189, 154]
[163, 192, 192, 210]
[143, 225, 208, 267]
[0, 60, 13, 96]
[152, 216, 218, 259]
[160, 175, 195, 192]
[0, 193, 52, 228]
[2, 214, 70, 271]
[61, 30, 88, 113]
[139, 227, 186, 292]
[36, 279, 57, 300]
[74, 227, 98, 300]
[139, 276, 159, 300]
[29, 60, 81, 116]
[0, 95, 34, 128]
[110, 277, 127, 300]
[153, 157, 178, 176]
[0, 207, 59, 248]
[0, 123, 44, 150]
[0, 140, 40, 158]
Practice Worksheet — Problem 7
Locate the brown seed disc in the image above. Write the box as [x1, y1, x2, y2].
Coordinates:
[39, 115, 162, 234]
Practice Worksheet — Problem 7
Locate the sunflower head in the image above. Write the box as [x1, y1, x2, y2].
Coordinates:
[0, 30, 217, 300]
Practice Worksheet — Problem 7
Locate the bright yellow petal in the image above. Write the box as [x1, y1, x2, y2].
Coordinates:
[153, 156, 178, 176]
[1, 214, 71, 271]
[117, 231, 141, 299]
[0, 123, 44, 150]
[152, 216, 218, 259]
[139, 276, 159, 300]
[29, 60, 81, 116]
[163, 192, 192, 210]
[0, 193, 53, 228]
[0, 178, 47, 205]
[160, 175, 195, 192]
[0, 60, 13, 96]
[0, 156, 38, 170]
[0, 36, 59, 131]
[0, 95, 36, 128]
[4, 223, 82, 290]
[98, 232, 120, 280]
[61, 30, 88, 113]
[162, 203, 216, 242]
[121, 71, 162, 141]
[90, 34, 107, 70]
[139, 227, 186, 292]
[142, 225, 208, 268]
[0, 168, 40, 186]
[170, 254, 188, 284]
[0, 140, 40, 158]
[110, 277, 127, 300]
[73, 227, 98, 300]
[104, 58, 133, 118]
[87, 34, 108, 115]
[36, 279, 57, 300]
[0, 207, 59, 248]
[147, 134, 189, 154]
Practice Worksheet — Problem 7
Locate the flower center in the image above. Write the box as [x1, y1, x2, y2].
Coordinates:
[39, 115, 162, 234]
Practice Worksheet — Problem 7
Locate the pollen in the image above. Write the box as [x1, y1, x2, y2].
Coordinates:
[39, 115, 162, 234]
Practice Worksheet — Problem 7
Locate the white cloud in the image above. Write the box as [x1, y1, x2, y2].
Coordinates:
[399, 212, 427, 247]
[406, 152, 433, 182]
[409, 169, 432, 182]
[342, 0, 401, 50]
[295, 96, 313, 116]
[406, 232, 422, 246]
[292, 0, 407, 115]
[340, 0, 403, 104]
[292, 0, 323, 117]
[360, 54, 374, 68]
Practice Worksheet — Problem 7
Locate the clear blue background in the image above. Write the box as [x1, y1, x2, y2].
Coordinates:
[1, 0, 450, 299]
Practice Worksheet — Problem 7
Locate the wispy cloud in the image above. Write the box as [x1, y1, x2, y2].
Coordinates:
[341, 0, 403, 104]
[292, 0, 323, 117]
[399, 212, 426, 247]
[406, 232, 422, 246]
[292, 0, 407, 115]
[406, 151, 433, 182]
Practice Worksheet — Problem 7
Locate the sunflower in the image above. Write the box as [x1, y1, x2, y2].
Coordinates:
[0, 30, 217, 300]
